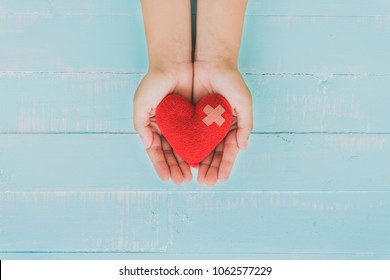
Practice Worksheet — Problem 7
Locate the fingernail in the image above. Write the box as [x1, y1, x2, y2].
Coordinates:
[219, 177, 228, 183]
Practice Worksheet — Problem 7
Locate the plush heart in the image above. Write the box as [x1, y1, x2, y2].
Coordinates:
[156, 93, 232, 167]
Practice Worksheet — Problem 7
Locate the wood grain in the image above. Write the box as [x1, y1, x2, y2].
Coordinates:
[1, 16, 390, 73]
[1, 191, 389, 257]
[1, 73, 389, 133]
[1, 0, 389, 16]
[1, 134, 390, 191]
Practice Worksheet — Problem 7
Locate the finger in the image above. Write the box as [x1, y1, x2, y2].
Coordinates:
[172, 149, 193, 183]
[146, 132, 170, 181]
[197, 151, 214, 185]
[235, 97, 253, 150]
[218, 130, 240, 182]
[161, 137, 185, 185]
[133, 101, 154, 148]
[204, 141, 224, 186]
[137, 124, 154, 149]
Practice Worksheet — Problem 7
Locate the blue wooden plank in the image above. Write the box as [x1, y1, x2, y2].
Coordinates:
[1, 73, 389, 133]
[0, 14, 147, 72]
[1, 0, 389, 16]
[247, 74, 390, 133]
[246, 0, 390, 16]
[166, 192, 390, 255]
[1, 134, 390, 191]
[0, 72, 141, 133]
[0, 0, 138, 15]
[1, 16, 390, 73]
[1, 191, 389, 256]
[0, 191, 169, 252]
[2, 252, 389, 260]
[239, 16, 390, 74]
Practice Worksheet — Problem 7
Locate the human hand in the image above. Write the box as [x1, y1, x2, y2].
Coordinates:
[134, 63, 193, 184]
[193, 61, 253, 185]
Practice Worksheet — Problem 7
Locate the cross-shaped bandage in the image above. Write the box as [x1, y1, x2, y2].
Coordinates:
[202, 104, 226, 127]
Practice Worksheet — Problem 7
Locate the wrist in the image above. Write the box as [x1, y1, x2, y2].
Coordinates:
[149, 59, 191, 72]
[148, 60, 193, 87]
[193, 59, 238, 80]
[194, 50, 239, 76]
[148, 42, 192, 69]
[195, 52, 237, 67]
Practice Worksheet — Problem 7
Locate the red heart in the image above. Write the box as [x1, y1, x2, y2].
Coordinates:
[156, 94, 233, 167]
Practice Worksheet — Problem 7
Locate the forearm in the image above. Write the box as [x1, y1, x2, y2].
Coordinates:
[195, 0, 247, 67]
[141, 0, 192, 69]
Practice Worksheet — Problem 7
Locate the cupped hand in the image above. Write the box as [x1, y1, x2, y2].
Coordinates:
[193, 61, 253, 186]
[134, 63, 193, 184]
